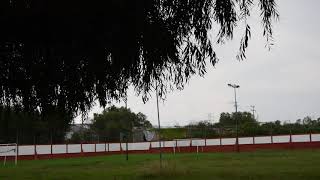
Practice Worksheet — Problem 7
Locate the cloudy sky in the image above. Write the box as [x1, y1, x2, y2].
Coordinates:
[77, 0, 320, 126]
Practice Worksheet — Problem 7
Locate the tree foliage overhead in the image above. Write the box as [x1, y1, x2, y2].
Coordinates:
[0, 0, 278, 115]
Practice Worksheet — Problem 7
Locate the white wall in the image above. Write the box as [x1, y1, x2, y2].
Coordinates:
[273, 135, 290, 143]
[1, 133, 319, 157]
[254, 136, 272, 144]
[36, 145, 51, 154]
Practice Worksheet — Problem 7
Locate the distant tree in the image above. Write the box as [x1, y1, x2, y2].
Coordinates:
[185, 120, 212, 138]
[219, 112, 233, 126]
[302, 116, 312, 125]
[0, 106, 71, 144]
[69, 128, 96, 144]
[296, 119, 302, 124]
[237, 112, 256, 125]
[91, 106, 152, 142]
[219, 112, 256, 126]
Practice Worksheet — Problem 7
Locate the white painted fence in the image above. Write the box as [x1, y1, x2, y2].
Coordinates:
[1, 134, 320, 157]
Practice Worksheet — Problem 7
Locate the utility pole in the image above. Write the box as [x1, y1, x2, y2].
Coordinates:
[124, 95, 128, 109]
[208, 113, 213, 122]
[124, 92, 130, 161]
[156, 84, 162, 169]
[228, 83, 240, 153]
[250, 105, 256, 120]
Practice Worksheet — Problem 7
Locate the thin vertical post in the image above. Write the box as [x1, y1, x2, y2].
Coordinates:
[15, 143, 18, 165]
[270, 124, 273, 144]
[289, 130, 292, 143]
[16, 130, 19, 163]
[289, 121, 292, 144]
[50, 131, 53, 155]
[310, 131, 312, 142]
[204, 126, 207, 147]
[105, 138, 107, 152]
[253, 123, 255, 145]
[107, 137, 109, 152]
[34, 135, 37, 160]
[4, 144, 7, 166]
[156, 84, 162, 169]
[310, 132, 312, 142]
[126, 137, 128, 161]
[234, 88, 239, 152]
[219, 127, 222, 146]
[175, 140, 177, 154]
[309, 125, 312, 142]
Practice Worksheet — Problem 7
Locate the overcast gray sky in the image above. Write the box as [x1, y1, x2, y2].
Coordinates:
[77, 0, 320, 126]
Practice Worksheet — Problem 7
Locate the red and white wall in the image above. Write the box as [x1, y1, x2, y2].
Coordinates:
[1, 133, 320, 160]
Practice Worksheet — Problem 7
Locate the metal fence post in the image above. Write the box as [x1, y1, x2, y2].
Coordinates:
[34, 135, 37, 160]
[270, 124, 273, 144]
[309, 125, 312, 142]
[16, 130, 19, 161]
[219, 127, 222, 146]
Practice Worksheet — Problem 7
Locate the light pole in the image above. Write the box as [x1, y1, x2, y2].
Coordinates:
[123, 92, 129, 161]
[228, 83, 240, 152]
[156, 84, 162, 169]
[250, 105, 256, 120]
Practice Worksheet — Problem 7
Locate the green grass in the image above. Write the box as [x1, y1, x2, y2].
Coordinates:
[1, 150, 320, 180]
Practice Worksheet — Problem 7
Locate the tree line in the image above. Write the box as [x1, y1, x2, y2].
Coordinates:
[0, 105, 152, 144]
[184, 112, 320, 139]
[0, 105, 72, 144]
[2, 105, 319, 144]
[69, 106, 153, 143]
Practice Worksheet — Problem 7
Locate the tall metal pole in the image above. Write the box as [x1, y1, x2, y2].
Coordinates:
[250, 105, 256, 120]
[124, 93, 129, 161]
[234, 87, 239, 153]
[125, 95, 128, 109]
[126, 136, 129, 161]
[228, 83, 240, 153]
[156, 85, 162, 169]
[234, 88, 238, 113]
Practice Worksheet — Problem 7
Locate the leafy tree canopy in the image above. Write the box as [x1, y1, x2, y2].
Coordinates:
[0, 0, 278, 116]
[219, 111, 256, 126]
[91, 106, 152, 141]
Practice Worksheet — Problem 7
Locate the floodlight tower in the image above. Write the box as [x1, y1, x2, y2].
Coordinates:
[228, 83, 240, 152]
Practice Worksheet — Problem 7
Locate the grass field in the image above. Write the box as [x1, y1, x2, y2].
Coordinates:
[1, 150, 320, 180]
